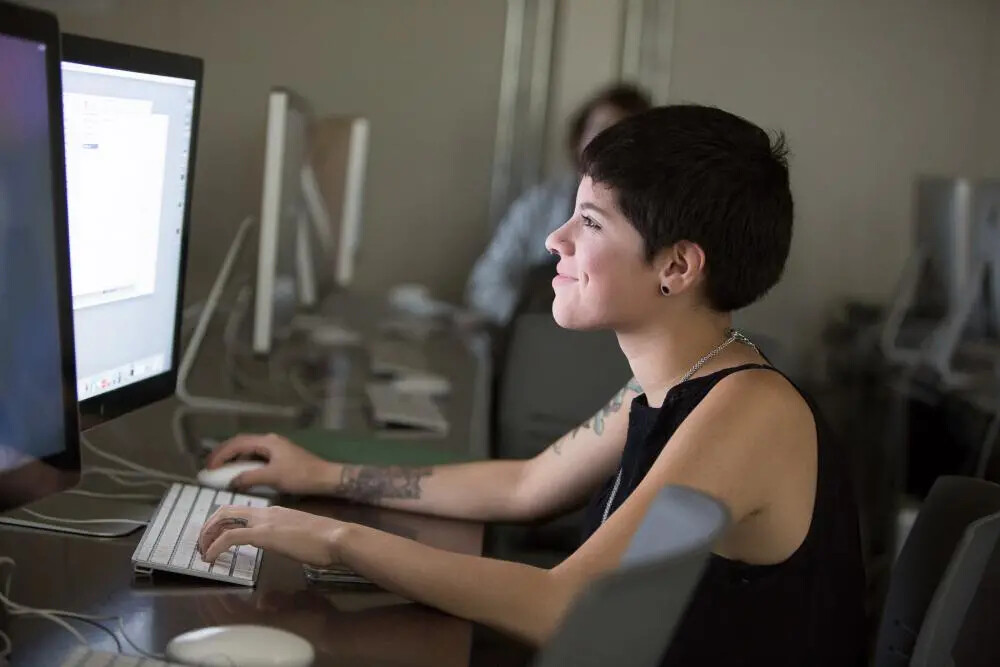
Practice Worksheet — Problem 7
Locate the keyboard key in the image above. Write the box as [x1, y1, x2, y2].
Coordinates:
[232, 545, 259, 580]
[134, 484, 180, 563]
[247, 495, 270, 508]
[210, 546, 236, 576]
[169, 487, 215, 569]
[150, 485, 198, 565]
[191, 552, 213, 572]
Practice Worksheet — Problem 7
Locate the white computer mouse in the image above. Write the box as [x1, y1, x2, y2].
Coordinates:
[196, 461, 277, 496]
[166, 624, 314, 667]
[390, 375, 451, 397]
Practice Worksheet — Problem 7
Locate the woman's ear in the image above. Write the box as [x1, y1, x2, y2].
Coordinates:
[656, 241, 707, 296]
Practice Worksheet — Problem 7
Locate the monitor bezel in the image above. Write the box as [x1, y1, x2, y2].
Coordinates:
[60, 33, 203, 429]
[252, 87, 311, 357]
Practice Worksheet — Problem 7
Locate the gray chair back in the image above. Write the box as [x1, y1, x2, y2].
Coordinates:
[496, 313, 630, 460]
[874, 476, 1000, 666]
[910, 509, 1000, 667]
[533, 486, 729, 667]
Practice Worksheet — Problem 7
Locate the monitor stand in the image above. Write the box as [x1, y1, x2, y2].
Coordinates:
[175, 214, 300, 418]
[0, 493, 153, 538]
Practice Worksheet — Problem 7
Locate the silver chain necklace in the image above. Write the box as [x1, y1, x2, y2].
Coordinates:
[599, 328, 758, 526]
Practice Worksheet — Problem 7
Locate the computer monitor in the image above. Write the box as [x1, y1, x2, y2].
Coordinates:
[60, 35, 202, 428]
[252, 88, 310, 356]
[0, 2, 81, 512]
[304, 113, 370, 291]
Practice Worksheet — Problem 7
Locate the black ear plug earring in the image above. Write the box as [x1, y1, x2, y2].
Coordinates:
[660, 285, 670, 296]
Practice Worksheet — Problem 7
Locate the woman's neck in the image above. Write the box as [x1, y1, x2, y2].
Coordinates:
[617, 309, 738, 408]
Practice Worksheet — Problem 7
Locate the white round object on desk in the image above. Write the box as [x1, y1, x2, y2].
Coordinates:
[196, 461, 277, 496]
[166, 624, 315, 667]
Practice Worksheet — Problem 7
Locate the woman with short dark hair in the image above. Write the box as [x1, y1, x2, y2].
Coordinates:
[200, 104, 867, 667]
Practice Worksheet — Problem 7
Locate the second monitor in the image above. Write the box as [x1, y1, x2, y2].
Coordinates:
[61, 34, 202, 427]
[252, 88, 371, 357]
[252, 87, 309, 356]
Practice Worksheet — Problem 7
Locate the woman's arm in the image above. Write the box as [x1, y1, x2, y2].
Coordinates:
[196, 503, 575, 645]
[337, 523, 573, 644]
[209, 379, 638, 524]
[326, 377, 639, 522]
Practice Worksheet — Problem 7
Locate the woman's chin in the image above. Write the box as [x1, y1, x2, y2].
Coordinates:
[552, 300, 597, 331]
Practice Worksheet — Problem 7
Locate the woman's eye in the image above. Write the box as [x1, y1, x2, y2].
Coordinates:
[581, 215, 601, 230]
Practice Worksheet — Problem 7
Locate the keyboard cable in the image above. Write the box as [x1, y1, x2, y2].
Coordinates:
[0, 557, 165, 660]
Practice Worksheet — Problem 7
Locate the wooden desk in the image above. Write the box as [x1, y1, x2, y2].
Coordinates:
[0, 292, 491, 666]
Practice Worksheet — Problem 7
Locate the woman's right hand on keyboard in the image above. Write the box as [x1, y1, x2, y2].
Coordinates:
[206, 433, 340, 496]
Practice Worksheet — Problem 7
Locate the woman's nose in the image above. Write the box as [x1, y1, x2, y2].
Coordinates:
[545, 219, 573, 257]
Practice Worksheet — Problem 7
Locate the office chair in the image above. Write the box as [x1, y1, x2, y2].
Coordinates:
[873, 476, 1000, 667]
[490, 312, 631, 565]
[910, 508, 1000, 666]
[532, 485, 729, 667]
[495, 312, 631, 460]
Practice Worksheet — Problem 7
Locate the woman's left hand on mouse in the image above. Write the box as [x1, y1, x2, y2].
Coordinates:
[197, 505, 347, 568]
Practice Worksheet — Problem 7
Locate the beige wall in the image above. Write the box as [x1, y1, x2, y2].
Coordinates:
[36, 0, 507, 302]
[27, 0, 1000, 376]
[974, 1, 1000, 178]
[665, 0, 994, 374]
[544, 0, 626, 177]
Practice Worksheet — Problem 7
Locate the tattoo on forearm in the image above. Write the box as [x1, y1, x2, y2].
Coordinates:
[333, 465, 433, 503]
[555, 378, 643, 452]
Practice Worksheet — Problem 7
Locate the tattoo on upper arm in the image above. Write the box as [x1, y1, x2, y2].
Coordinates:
[553, 378, 643, 453]
[333, 465, 433, 503]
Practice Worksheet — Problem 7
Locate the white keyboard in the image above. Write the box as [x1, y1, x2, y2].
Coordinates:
[366, 382, 449, 435]
[60, 646, 180, 666]
[131, 483, 270, 587]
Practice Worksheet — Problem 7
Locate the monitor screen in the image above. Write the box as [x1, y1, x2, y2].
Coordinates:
[61, 35, 201, 424]
[0, 6, 81, 511]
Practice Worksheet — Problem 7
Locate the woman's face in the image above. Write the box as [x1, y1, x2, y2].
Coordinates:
[545, 177, 663, 331]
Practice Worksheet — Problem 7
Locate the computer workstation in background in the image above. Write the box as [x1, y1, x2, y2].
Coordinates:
[170, 83, 453, 435]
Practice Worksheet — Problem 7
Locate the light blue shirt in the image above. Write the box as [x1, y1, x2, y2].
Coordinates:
[465, 173, 578, 324]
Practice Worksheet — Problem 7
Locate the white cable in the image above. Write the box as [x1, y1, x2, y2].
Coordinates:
[17, 509, 148, 527]
[0, 558, 165, 661]
[72, 616, 122, 653]
[0, 560, 89, 648]
[8, 608, 88, 646]
[0, 629, 10, 660]
[81, 436, 192, 483]
[65, 489, 161, 502]
[117, 617, 167, 660]
[82, 469, 171, 489]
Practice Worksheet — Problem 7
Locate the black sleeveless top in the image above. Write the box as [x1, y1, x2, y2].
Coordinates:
[580, 364, 867, 667]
